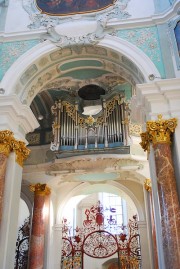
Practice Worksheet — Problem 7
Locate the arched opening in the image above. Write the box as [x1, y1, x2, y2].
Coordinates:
[1, 36, 153, 269]
[60, 190, 141, 269]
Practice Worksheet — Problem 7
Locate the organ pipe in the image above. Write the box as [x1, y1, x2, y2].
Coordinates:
[51, 94, 129, 152]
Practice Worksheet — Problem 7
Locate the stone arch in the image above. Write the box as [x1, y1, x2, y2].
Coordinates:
[1, 36, 160, 106]
[56, 180, 145, 224]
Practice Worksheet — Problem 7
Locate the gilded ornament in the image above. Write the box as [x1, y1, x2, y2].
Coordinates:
[129, 123, 142, 136]
[147, 114, 177, 145]
[144, 178, 152, 192]
[13, 141, 30, 167]
[30, 183, 51, 196]
[85, 115, 96, 126]
[140, 115, 177, 152]
[120, 256, 139, 269]
[140, 132, 150, 153]
[0, 144, 11, 156]
[0, 130, 14, 156]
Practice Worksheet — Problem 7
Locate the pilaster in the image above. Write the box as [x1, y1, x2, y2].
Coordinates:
[0, 95, 39, 142]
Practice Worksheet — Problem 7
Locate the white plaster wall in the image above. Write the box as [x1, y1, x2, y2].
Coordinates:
[5, 0, 32, 33]
[126, 0, 155, 19]
[18, 198, 29, 227]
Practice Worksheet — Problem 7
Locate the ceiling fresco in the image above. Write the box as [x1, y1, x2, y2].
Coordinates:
[17, 45, 144, 106]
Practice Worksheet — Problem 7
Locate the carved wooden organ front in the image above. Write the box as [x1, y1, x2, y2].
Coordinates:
[50, 93, 130, 153]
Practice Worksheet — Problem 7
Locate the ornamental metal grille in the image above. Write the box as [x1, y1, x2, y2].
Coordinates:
[14, 217, 30, 269]
[61, 201, 141, 269]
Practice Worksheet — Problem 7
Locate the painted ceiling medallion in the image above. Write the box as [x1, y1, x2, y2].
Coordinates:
[36, 0, 117, 16]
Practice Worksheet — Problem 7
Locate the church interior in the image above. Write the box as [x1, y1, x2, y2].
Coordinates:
[0, 0, 180, 269]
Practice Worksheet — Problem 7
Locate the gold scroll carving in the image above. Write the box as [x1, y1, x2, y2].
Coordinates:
[30, 183, 51, 196]
[0, 130, 30, 167]
[140, 115, 177, 152]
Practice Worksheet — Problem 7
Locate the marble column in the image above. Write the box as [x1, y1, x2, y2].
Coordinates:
[140, 115, 180, 269]
[0, 130, 30, 224]
[29, 183, 51, 269]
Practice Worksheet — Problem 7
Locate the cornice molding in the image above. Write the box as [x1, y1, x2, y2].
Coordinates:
[0, 1, 179, 42]
[0, 95, 39, 141]
[109, 0, 180, 29]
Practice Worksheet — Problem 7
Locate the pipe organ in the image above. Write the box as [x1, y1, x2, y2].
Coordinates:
[50, 93, 130, 153]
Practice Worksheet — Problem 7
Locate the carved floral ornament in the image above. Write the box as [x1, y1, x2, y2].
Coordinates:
[30, 183, 51, 196]
[0, 130, 30, 167]
[140, 115, 177, 153]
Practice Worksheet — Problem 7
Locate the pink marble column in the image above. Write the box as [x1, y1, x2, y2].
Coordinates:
[153, 143, 180, 268]
[141, 115, 180, 269]
[29, 183, 50, 269]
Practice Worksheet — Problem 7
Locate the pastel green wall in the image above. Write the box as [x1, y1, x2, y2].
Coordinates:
[0, 39, 40, 81]
[118, 26, 166, 77]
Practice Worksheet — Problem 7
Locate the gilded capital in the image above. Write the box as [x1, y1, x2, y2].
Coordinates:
[0, 130, 30, 166]
[140, 115, 177, 152]
[0, 130, 14, 156]
[144, 179, 152, 192]
[30, 183, 51, 196]
[147, 114, 177, 145]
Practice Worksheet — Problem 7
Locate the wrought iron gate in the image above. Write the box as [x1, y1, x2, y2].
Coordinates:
[14, 217, 30, 269]
[61, 201, 141, 269]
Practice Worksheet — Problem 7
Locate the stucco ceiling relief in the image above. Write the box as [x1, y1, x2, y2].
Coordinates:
[22, 0, 131, 29]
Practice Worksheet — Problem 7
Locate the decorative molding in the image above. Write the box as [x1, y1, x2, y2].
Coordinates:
[129, 122, 142, 137]
[22, 0, 130, 29]
[42, 20, 114, 47]
[0, 95, 39, 140]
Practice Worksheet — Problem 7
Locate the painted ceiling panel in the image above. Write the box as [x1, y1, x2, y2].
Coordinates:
[60, 59, 103, 71]
[60, 69, 111, 80]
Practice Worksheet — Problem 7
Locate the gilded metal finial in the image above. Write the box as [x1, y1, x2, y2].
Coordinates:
[144, 179, 152, 192]
[30, 183, 51, 196]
